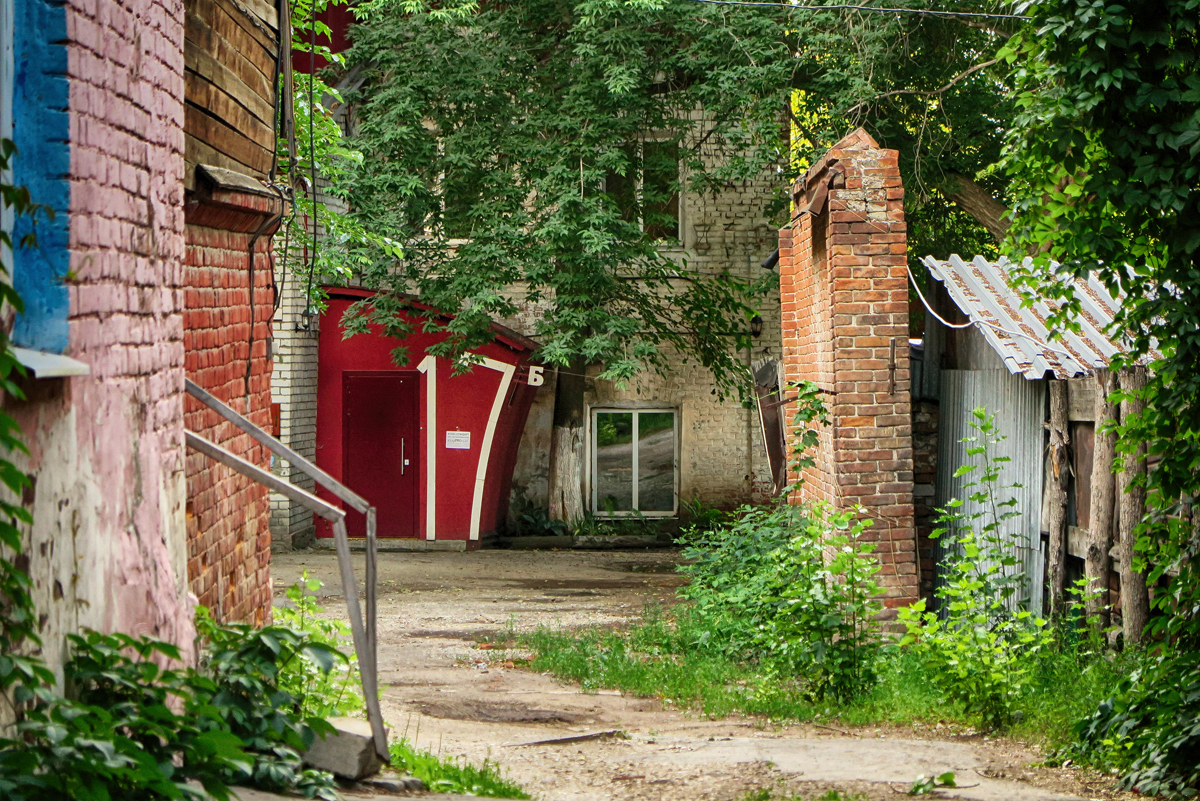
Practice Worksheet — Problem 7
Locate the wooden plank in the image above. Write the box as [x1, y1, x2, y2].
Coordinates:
[1072, 421, 1095, 530]
[186, 71, 274, 147]
[1117, 366, 1150, 644]
[1068, 525, 1087, 559]
[1068, 377, 1096, 421]
[1086, 368, 1119, 629]
[185, 38, 273, 121]
[185, 137, 255, 191]
[187, 0, 275, 76]
[185, 104, 274, 178]
[1046, 380, 1070, 617]
[231, 0, 278, 32]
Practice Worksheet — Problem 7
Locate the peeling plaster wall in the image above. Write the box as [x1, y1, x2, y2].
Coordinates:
[5, 0, 193, 679]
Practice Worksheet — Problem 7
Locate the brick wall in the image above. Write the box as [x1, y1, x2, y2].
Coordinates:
[912, 399, 938, 600]
[778, 128, 919, 611]
[183, 183, 278, 624]
[268, 187, 339, 548]
[7, 0, 194, 679]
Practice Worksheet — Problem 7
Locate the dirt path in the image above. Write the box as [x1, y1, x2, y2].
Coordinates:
[272, 549, 1131, 801]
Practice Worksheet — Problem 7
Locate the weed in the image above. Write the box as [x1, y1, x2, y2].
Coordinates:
[899, 408, 1053, 729]
[274, 570, 365, 718]
[389, 738, 528, 798]
[909, 772, 956, 795]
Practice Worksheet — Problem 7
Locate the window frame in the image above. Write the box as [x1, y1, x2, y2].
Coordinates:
[589, 406, 679, 518]
[602, 138, 683, 246]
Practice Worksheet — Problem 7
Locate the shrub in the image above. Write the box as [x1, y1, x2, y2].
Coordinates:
[899, 408, 1052, 730]
[0, 582, 357, 801]
[680, 500, 884, 701]
[1073, 649, 1200, 797]
[274, 570, 366, 718]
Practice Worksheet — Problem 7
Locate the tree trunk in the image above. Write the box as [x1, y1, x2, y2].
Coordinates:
[1118, 366, 1150, 646]
[938, 172, 1011, 243]
[1086, 368, 1119, 631]
[548, 358, 586, 524]
[1047, 380, 1071, 618]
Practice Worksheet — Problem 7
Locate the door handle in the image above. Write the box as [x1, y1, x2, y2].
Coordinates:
[401, 438, 405, 476]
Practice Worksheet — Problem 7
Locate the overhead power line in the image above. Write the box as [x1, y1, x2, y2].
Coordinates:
[684, 0, 1032, 21]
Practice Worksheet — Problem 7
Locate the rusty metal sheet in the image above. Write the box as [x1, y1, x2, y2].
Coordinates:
[922, 255, 1126, 380]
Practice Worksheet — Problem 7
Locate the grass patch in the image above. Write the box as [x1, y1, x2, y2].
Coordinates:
[520, 605, 1138, 753]
[389, 738, 528, 798]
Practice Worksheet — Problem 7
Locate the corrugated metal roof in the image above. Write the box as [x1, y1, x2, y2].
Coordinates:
[921, 255, 1124, 380]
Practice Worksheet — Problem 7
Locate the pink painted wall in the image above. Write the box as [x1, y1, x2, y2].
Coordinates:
[6, 0, 194, 676]
[315, 289, 539, 544]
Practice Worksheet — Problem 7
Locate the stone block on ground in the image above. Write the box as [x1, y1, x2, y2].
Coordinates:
[302, 716, 386, 780]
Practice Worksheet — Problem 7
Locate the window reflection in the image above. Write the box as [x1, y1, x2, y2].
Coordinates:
[595, 411, 633, 512]
[637, 411, 675, 512]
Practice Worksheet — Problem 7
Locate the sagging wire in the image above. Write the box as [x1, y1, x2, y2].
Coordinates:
[245, 0, 293, 401]
[683, 0, 1031, 20]
[301, 0, 319, 332]
[905, 262, 1077, 360]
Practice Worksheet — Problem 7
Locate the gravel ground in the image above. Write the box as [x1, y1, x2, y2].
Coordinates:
[272, 548, 1137, 801]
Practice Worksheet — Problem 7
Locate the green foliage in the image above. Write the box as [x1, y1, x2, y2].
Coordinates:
[787, 380, 830, 479]
[1071, 650, 1200, 798]
[679, 502, 884, 701]
[0, 140, 54, 702]
[1002, 2, 1200, 793]
[389, 737, 528, 798]
[898, 408, 1052, 730]
[0, 597, 352, 801]
[273, 570, 366, 718]
[909, 772, 957, 795]
[279, 0, 403, 314]
[0, 632, 250, 801]
[342, 0, 1006, 388]
[192, 609, 342, 798]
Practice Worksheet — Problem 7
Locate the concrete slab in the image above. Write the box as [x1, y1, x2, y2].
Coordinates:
[638, 736, 1086, 801]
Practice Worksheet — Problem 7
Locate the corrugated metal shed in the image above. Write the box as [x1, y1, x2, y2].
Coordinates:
[934, 370, 1046, 613]
[921, 255, 1124, 379]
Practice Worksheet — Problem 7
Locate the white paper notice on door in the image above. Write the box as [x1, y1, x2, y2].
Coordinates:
[445, 430, 471, 450]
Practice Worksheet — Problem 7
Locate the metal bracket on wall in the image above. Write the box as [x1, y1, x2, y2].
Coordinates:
[184, 379, 387, 761]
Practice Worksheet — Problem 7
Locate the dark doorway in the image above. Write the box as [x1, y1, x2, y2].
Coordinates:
[343, 372, 420, 538]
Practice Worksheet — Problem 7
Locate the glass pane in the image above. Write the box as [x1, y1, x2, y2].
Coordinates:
[595, 412, 633, 513]
[637, 411, 675, 512]
[642, 141, 679, 241]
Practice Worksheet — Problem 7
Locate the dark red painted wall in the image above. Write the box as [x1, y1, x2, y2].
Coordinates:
[316, 289, 538, 544]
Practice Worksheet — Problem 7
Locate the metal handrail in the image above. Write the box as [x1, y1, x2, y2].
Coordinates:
[184, 381, 386, 760]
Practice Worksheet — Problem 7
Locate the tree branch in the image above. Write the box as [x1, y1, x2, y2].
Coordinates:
[844, 58, 999, 116]
[936, 171, 1010, 243]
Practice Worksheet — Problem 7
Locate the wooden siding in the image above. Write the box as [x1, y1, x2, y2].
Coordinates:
[184, 0, 278, 190]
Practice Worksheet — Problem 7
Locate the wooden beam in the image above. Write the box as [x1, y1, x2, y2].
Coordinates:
[1046, 380, 1071, 617]
[1086, 368, 1118, 630]
[1118, 366, 1150, 645]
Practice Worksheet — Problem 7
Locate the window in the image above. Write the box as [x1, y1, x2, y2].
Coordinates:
[591, 408, 678, 516]
[604, 141, 680, 242]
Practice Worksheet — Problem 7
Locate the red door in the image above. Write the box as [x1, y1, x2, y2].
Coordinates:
[343, 372, 419, 538]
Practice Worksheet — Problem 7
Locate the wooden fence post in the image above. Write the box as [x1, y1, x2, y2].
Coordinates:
[1118, 366, 1149, 645]
[1086, 368, 1119, 631]
[1047, 380, 1070, 618]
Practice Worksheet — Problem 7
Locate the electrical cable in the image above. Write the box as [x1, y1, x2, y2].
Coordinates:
[303, 0, 319, 330]
[683, 0, 1031, 20]
[905, 262, 1077, 360]
[244, 0, 291, 401]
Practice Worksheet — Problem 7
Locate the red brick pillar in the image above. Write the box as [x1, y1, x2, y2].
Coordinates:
[778, 128, 918, 611]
